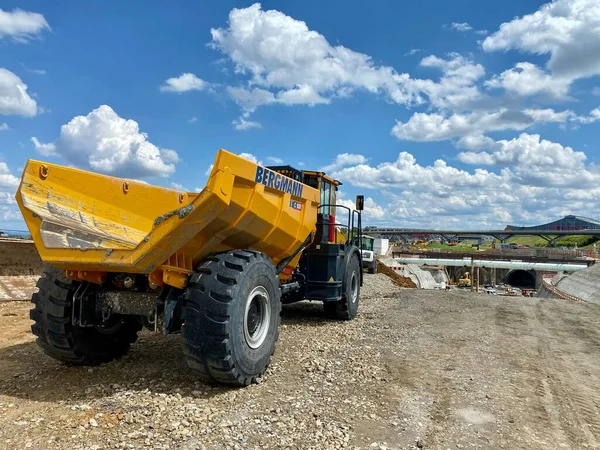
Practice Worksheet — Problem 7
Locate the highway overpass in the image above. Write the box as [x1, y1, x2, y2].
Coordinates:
[363, 228, 600, 245]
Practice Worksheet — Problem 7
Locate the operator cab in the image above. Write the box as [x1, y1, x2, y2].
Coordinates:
[266, 165, 347, 245]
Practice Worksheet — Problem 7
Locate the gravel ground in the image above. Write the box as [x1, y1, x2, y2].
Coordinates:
[1, 273, 600, 449]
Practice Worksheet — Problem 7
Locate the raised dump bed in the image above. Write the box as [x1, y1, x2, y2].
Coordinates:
[16, 149, 364, 386]
[17, 149, 320, 287]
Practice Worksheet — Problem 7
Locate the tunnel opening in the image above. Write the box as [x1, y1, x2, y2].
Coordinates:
[505, 270, 536, 289]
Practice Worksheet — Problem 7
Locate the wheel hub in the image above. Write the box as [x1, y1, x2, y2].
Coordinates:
[244, 286, 271, 349]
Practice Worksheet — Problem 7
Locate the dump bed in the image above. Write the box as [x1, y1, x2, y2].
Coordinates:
[16, 149, 320, 287]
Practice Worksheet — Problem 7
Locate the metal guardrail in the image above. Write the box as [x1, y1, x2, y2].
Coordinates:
[541, 280, 585, 302]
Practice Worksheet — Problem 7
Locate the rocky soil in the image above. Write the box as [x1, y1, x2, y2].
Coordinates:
[1, 274, 600, 449]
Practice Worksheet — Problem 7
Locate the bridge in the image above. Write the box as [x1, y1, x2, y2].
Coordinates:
[364, 228, 600, 246]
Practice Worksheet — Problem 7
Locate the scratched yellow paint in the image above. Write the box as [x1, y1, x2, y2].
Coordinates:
[16, 149, 320, 279]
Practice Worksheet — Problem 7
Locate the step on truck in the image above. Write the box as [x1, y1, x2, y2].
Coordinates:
[16, 149, 364, 386]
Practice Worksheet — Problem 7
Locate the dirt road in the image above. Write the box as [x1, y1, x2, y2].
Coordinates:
[1, 274, 599, 449]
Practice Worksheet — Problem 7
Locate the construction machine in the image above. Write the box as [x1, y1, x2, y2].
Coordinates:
[458, 271, 472, 288]
[16, 150, 364, 386]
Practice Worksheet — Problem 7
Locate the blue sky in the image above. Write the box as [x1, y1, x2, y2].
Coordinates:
[1, 0, 600, 230]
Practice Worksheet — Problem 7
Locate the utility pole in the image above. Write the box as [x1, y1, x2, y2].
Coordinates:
[470, 258, 474, 292]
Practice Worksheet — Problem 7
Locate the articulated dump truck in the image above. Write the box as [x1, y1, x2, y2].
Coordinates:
[16, 149, 364, 386]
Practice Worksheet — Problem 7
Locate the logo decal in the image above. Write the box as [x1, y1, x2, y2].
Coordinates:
[255, 166, 304, 197]
[290, 200, 302, 211]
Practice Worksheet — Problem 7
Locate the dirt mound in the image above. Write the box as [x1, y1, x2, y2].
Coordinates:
[377, 259, 417, 288]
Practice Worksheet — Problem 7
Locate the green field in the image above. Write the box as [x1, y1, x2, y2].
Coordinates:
[420, 234, 600, 251]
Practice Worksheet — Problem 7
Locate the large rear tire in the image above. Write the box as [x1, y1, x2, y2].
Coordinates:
[30, 266, 141, 365]
[324, 253, 360, 320]
[182, 251, 281, 386]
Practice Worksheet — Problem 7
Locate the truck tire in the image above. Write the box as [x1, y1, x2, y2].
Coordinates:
[30, 266, 141, 365]
[183, 250, 281, 386]
[324, 253, 360, 320]
[368, 260, 377, 274]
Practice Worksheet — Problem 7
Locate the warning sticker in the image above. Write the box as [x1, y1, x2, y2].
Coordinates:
[290, 200, 302, 211]
[328, 276, 335, 282]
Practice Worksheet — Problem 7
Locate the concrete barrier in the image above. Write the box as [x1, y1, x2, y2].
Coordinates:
[0, 239, 43, 301]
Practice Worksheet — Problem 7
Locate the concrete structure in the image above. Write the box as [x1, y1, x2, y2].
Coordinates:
[365, 227, 600, 246]
[550, 264, 600, 303]
[373, 238, 389, 256]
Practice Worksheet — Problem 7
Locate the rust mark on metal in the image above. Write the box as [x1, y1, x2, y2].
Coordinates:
[153, 204, 193, 226]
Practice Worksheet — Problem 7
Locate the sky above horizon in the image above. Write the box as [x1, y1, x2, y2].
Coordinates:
[2, 0, 600, 230]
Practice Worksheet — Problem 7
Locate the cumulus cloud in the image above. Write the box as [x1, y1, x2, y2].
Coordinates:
[0, 123, 8, 131]
[0, 162, 20, 223]
[483, 0, 600, 94]
[210, 4, 423, 115]
[450, 22, 472, 32]
[322, 138, 600, 228]
[233, 116, 262, 130]
[404, 49, 421, 56]
[457, 133, 586, 169]
[0, 68, 37, 116]
[267, 156, 283, 164]
[320, 153, 368, 173]
[31, 105, 179, 178]
[30, 136, 56, 156]
[160, 73, 209, 93]
[0, 8, 50, 42]
[338, 197, 385, 220]
[391, 108, 570, 142]
[485, 62, 570, 98]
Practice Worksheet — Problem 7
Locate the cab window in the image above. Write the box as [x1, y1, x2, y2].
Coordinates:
[320, 181, 331, 215]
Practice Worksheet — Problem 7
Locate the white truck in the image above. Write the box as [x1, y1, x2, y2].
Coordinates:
[358, 235, 377, 274]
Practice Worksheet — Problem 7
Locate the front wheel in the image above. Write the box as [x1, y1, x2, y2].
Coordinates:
[324, 253, 360, 320]
[182, 251, 281, 386]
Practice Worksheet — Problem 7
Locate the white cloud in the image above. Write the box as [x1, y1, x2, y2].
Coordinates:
[320, 153, 368, 173]
[522, 108, 574, 123]
[485, 62, 570, 98]
[323, 139, 600, 228]
[576, 107, 600, 124]
[31, 105, 179, 178]
[267, 156, 283, 164]
[238, 152, 262, 165]
[0, 68, 37, 116]
[415, 54, 487, 110]
[0, 162, 20, 223]
[0, 8, 50, 42]
[0, 162, 19, 189]
[450, 22, 472, 32]
[483, 0, 600, 93]
[233, 116, 262, 130]
[188, 116, 198, 123]
[391, 108, 570, 142]
[171, 182, 186, 190]
[211, 3, 423, 116]
[475, 30, 488, 36]
[31, 136, 56, 156]
[338, 197, 385, 219]
[457, 133, 587, 170]
[160, 73, 209, 93]
[0, 122, 8, 131]
[456, 135, 496, 151]
[404, 49, 421, 56]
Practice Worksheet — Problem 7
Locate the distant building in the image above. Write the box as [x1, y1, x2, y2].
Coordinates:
[505, 215, 600, 232]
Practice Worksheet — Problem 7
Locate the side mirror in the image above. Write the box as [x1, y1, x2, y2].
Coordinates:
[356, 195, 364, 211]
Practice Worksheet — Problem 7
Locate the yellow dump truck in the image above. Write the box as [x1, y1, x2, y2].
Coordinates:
[16, 149, 364, 386]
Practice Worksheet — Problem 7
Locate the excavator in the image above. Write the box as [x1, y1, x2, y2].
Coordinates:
[16, 150, 364, 386]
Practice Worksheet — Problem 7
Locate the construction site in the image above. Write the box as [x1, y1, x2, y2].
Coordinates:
[0, 152, 599, 450]
[1, 219, 600, 449]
